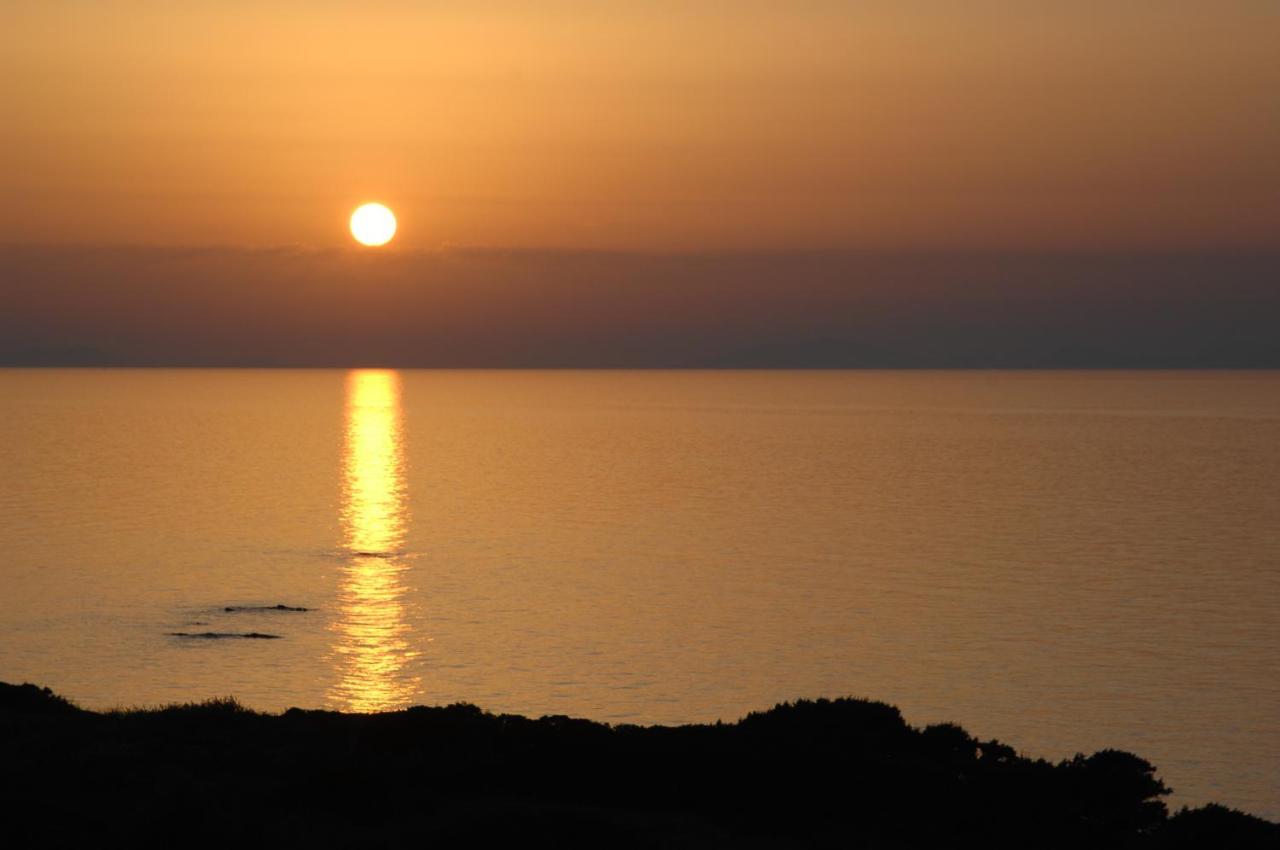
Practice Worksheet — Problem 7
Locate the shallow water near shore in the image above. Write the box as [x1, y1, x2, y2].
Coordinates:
[1, 369, 1277, 817]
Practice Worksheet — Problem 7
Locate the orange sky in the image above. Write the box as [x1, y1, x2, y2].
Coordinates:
[4, 1, 1277, 251]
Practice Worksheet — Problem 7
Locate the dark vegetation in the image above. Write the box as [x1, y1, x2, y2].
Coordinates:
[1, 682, 1274, 848]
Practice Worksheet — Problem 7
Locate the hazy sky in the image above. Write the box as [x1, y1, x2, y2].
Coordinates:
[5, 1, 1278, 251]
[4, 246, 1277, 367]
[3, 3, 1278, 366]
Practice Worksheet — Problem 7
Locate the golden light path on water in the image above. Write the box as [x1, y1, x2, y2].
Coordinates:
[329, 369, 419, 712]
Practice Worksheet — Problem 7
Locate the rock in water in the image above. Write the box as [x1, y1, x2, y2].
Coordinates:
[169, 632, 281, 640]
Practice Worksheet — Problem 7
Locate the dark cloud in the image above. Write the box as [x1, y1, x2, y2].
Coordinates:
[2, 245, 1277, 368]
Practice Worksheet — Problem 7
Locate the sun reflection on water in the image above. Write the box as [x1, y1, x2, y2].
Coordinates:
[329, 369, 420, 712]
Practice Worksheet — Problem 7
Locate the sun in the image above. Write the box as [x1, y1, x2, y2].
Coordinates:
[350, 203, 397, 247]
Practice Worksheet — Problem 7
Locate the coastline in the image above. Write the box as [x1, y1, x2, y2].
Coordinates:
[2, 681, 1274, 848]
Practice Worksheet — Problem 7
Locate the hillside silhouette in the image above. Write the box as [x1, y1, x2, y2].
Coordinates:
[1, 682, 1274, 848]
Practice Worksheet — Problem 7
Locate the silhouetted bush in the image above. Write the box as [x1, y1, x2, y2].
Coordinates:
[1153, 804, 1280, 849]
[0, 682, 82, 715]
[0, 681, 1273, 848]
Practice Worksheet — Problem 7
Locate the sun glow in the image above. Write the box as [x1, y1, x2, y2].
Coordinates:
[349, 203, 397, 246]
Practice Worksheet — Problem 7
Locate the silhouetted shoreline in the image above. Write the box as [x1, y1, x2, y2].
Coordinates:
[1, 682, 1274, 848]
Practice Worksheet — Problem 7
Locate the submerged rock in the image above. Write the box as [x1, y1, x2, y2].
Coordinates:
[222, 604, 309, 613]
[169, 632, 281, 640]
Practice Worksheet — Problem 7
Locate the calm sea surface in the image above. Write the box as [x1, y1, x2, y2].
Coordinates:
[1, 369, 1277, 816]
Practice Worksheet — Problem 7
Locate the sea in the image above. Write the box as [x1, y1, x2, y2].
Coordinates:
[1, 369, 1276, 817]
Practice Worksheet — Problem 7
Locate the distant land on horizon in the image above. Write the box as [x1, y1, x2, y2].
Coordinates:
[3, 245, 1278, 369]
